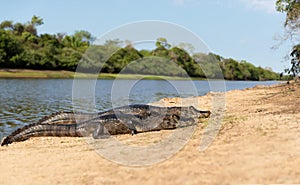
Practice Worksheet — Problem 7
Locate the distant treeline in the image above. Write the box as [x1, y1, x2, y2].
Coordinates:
[0, 16, 280, 80]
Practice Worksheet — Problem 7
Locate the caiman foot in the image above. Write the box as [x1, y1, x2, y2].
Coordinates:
[92, 124, 111, 139]
[131, 129, 137, 135]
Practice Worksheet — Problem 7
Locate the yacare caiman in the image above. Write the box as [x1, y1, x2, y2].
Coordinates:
[1, 104, 211, 146]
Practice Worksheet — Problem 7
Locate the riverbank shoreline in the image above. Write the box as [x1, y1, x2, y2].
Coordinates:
[0, 81, 299, 184]
[0, 68, 283, 81]
[0, 68, 204, 80]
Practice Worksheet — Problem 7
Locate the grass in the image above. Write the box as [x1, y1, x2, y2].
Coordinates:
[0, 69, 205, 80]
[0, 70, 74, 78]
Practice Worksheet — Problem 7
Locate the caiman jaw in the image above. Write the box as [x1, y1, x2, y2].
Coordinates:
[197, 111, 211, 119]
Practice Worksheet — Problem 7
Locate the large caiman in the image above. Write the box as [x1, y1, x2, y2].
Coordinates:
[1, 105, 211, 146]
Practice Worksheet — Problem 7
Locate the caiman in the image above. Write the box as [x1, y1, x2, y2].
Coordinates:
[36, 104, 156, 125]
[36, 104, 210, 125]
[1, 105, 211, 146]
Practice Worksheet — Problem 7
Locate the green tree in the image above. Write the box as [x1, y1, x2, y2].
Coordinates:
[139, 49, 151, 57]
[155, 37, 171, 49]
[31, 15, 44, 27]
[58, 48, 81, 70]
[152, 45, 169, 57]
[63, 35, 82, 49]
[13, 23, 25, 35]
[0, 30, 23, 67]
[103, 46, 142, 73]
[276, 0, 300, 38]
[24, 15, 44, 36]
[74, 30, 95, 44]
[276, 0, 300, 27]
[0, 21, 13, 30]
[276, 0, 300, 77]
[169, 47, 200, 77]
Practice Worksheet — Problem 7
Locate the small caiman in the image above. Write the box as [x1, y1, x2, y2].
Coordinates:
[36, 104, 155, 125]
[1, 105, 211, 146]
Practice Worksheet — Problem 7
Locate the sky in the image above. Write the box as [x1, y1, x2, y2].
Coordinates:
[0, 0, 294, 72]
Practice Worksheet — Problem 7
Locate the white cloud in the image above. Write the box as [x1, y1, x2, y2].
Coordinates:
[240, 0, 277, 13]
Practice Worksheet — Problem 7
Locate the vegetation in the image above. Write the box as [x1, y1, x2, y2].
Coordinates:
[276, 0, 300, 41]
[0, 16, 280, 80]
[276, 0, 300, 77]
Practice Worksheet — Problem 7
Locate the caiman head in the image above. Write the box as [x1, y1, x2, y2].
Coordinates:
[187, 106, 211, 119]
[168, 106, 211, 120]
[163, 106, 211, 128]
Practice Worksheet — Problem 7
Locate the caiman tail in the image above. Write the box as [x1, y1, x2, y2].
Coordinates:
[1, 123, 80, 146]
[1, 113, 139, 146]
[38, 111, 96, 125]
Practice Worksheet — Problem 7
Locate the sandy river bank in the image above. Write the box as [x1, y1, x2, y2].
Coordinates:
[0, 81, 299, 185]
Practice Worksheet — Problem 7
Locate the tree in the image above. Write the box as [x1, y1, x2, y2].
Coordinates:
[39, 34, 60, 47]
[169, 47, 200, 76]
[58, 48, 81, 70]
[276, 0, 300, 41]
[13, 23, 25, 35]
[24, 15, 44, 36]
[31, 15, 44, 27]
[74, 30, 95, 44]
[103, 46, 142, 73]
[0, 30, 23, 67]
[56, 33, 66, 44]
[0, 21, 13, 30]
[63, 35, 82, 49]
[155, 37, 171, 49]
[139, 49, 151, 57]
[276, 1, 300, 77]
[286, 45, 300, 77]
[0, 16, 281, 78]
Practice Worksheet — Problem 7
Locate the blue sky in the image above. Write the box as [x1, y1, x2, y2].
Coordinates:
[0, 0, 293, 72]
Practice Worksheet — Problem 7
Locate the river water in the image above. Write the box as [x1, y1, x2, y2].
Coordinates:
[0, 79, 279, 137]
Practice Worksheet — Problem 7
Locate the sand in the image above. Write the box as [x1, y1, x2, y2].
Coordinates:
[0, 81, 300, 185]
